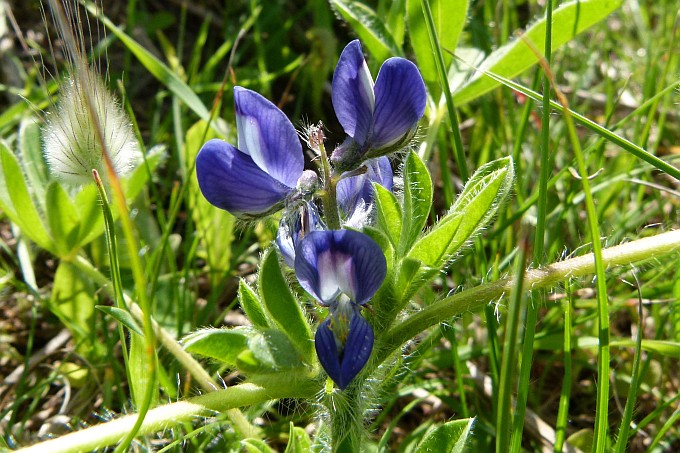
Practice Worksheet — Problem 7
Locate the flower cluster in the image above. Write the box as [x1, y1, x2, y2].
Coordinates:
[196, 40, 426, 389]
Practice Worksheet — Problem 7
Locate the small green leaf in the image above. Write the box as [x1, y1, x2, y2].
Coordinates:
[96, 305, 144, 336]
[416, 418, 475, 453]
[0, 143, 53, 252]
[129, 331, 159, 409]
[374, 183, 402, 248]
[284, 422, 312, 453]
[18, 119, 49, 200]
[409, 157, 513, 268]
[183, 328, 249, 364]
[238, 279, 270, 329]
[238, 328, 305, 373]
[407, 0, 469, 86]
[49, 262, 95, 351]
[243, 439, 276, 453]
[454, 0, 623, 104]
[447, 156, 513, 243]
[330, 0, 402, 62]
[45, 181, 81, 257]
[259, 249, 313, 357]
[408, 213, 463, 267]
[400, 151, 433, 255]
[184, 326, 306, 373]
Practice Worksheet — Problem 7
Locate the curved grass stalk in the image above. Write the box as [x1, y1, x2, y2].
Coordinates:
[15, 381, 316, 453]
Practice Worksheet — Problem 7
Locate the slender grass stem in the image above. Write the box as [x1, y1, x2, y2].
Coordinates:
[497, 235, 529, 452]
[533, 50, 611, 453]
[554, 282, 573, 452]
[419, 0, 469, 181]
[92, 170, 132, 385]
[613, 277, 644, 453]
[512, 4, 554, 450]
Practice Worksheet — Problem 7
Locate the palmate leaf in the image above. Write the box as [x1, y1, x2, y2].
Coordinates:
[454, 0, 623, 104]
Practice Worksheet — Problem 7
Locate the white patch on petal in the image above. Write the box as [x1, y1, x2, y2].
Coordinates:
[359, 60, 376, 114]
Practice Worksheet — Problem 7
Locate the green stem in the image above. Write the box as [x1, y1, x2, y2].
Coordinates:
[375, 229, 680, 367]
[15, 381, 315, 453]
[497, 236, 529, 453]
[92, 170, 132, 385]
[329, 385, 364, 452]
[513, 3, 554, 449]
[420, 0, 469, 181]
[318, 141, 341, 229]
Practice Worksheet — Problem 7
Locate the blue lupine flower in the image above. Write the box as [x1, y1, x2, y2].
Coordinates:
[196, 86, 304, 218]
[337, 156, 393, 226]
[331, 40, 427, 171]
[314, 300, 374, 390]
[276, 202, 324, 268]
[294, 230, 386, 389]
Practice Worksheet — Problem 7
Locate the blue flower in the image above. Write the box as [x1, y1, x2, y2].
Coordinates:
[337, 156, 393, 226]
[314, 300, 374, 390]
[196, 87, 304, 218]
[276, 202, 324, 268]
[331, 40, 427, 171]
[294, 230, 386, 389]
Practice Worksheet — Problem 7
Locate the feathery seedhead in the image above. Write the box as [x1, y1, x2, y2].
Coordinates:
[42, 71, 140, 185]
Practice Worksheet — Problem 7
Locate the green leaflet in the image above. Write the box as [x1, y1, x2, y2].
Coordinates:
[415, 418, 475, 453]
[0, 143, 53, 253]
[259, 249, 313, 358]
[399, 151, 433, 256]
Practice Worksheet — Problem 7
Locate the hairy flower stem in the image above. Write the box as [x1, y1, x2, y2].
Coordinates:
[317, 141, 341, 229]
[376, 229, 680, 368]
[330, 386, 364, 452]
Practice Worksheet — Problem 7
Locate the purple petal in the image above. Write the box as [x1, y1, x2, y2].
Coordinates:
[276, 203, 324, 268]
[332, 40, 375, 147]
[314, 310, 374, 390]
[315, 317, 343, 386]
[370, 58, 426, 148]
[196, 139, 292, 217]
[234, 87, 303, 187]
[294, 230, 386, 306]
[339, 311, 374, 388]
[337, 157, 393, 215]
